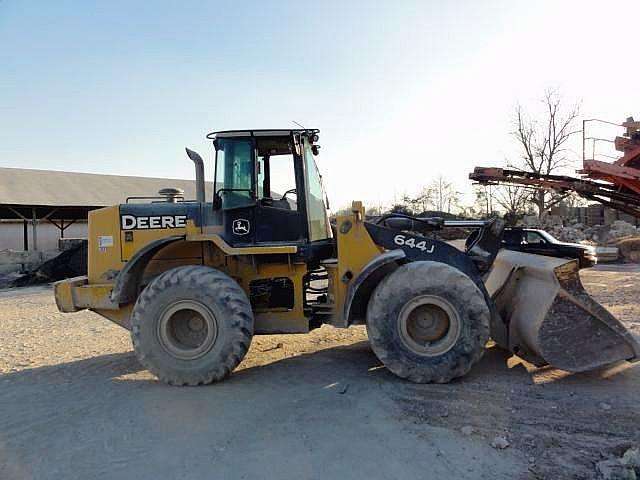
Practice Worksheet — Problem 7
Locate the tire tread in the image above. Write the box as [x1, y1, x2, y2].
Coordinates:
[130, 266, 254, 386]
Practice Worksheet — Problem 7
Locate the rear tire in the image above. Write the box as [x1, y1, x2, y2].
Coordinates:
[131, 266, 254, 385]
[366, 261, 489, 383]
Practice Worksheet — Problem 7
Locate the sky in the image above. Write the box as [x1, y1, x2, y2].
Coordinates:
[1, 0, 639, 211]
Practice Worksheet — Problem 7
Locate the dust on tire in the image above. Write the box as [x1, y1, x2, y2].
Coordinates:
[366, 261, 490, 383]
[130, 265, 254, 385]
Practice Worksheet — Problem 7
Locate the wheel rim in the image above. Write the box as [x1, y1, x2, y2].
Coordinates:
[157, 300, 218, 360]
[398, 295, 461, 356]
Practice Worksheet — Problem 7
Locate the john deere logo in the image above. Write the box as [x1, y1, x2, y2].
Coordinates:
[232, 219, 250, 235]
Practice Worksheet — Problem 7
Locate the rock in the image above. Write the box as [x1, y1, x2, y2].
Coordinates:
[490, 436, 509, 449]
[260, 342, 284, 352]
[622, 448, 640, 470]
[338, 383, 349, 395]
[615, 237, 640, 263]
[607, 221, 638, 243]
[600, 402, 612, 411]
[461, 426, 474, 436]
[596, 459, 637, 480]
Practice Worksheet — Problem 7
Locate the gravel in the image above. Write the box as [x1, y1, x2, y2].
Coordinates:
[1, 265, 639, 479]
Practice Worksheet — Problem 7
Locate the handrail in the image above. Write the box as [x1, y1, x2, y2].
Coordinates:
[582, 118, 626, 163]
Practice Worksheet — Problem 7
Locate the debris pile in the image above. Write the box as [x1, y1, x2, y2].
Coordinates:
[527, 219, 640, 263]
[545, 220, 637, 245]
[547, 223, 588, 243]
[609, 220, 639, 238]
[11, 241, 87, 287]
[0, 248, 59, 274]
[0, 249, 60, 288]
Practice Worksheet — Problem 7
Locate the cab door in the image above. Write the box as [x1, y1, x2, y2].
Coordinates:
[215, 136, 257, 246]
[254, 138, 306, 244]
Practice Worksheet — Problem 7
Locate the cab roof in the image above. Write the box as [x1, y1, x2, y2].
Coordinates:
[206, 129, 319, 140]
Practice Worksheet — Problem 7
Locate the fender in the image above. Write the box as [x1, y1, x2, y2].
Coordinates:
[344, 249, 407, 325]
[363, 222, 502, 337]
[364, 222, 486, 287]
[110, 235, 184, 305]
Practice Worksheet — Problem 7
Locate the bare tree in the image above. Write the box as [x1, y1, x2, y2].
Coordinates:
[398, 176, 460, 215]
[409, 186, 434, 214]
[473, 185, 495, 218]
[429, 175, 460, 213]
[494, 185, 529, 224]
[511, 89, 580, 217]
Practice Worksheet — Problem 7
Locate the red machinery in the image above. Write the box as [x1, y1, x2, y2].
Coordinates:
[581, 117, 640, 194]
[471, 117, 640, 217]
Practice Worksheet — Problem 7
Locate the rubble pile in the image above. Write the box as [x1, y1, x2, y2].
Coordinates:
[517, 218, 640, 263]
[0, 249, 61, 289]
[0, 249, 59, 275]
[547, 224, 588, 244]
[11, 242, 87, 287]
[546, 220, 638, 245]
[608, 220, 639, 238]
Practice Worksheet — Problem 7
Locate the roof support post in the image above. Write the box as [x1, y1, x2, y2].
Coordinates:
[23, 220, 28, 251]
[32, 207, 38, 251]
[47, 212, 73, 242]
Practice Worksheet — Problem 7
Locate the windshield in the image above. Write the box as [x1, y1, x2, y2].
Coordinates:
[215, 138, 254, 209]
[302, 137, 331, 241]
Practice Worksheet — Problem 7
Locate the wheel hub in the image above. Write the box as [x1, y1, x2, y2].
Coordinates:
[157, 300, 218, 360]
[188, 316, 205, 332]
[398, 295, 461, 356]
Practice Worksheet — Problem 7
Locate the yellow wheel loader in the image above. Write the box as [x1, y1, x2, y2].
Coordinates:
[54, 129, 640, 385]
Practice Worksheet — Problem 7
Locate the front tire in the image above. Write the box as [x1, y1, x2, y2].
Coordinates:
[131, 266, 254, 385]
[366, 261, 490, 383]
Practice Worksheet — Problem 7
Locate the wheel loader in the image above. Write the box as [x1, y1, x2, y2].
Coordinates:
[54, 129, 640, 385]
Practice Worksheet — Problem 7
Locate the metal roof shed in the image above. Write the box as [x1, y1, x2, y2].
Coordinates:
[0, 167, 209, 251]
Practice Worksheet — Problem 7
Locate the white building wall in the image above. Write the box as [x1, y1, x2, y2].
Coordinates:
[0, 220, 88, 251]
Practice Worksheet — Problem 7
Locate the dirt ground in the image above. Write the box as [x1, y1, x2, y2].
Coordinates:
[0, 265, 638, 480]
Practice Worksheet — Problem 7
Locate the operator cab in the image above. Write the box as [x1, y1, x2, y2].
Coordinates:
[206, 129, 333, 258]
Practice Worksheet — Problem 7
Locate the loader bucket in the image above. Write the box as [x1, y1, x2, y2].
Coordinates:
[484, 250, 640, 372]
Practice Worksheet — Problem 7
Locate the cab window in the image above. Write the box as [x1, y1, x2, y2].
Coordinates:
[526, 231, 546, 244]
[303, 138, 331, 241]
[256, 137, 298, 210]
[215, 138, 254, 209]
[502, 230, 523, 245]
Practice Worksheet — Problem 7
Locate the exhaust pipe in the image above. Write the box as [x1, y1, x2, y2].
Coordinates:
[185, 148, 205, 203]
